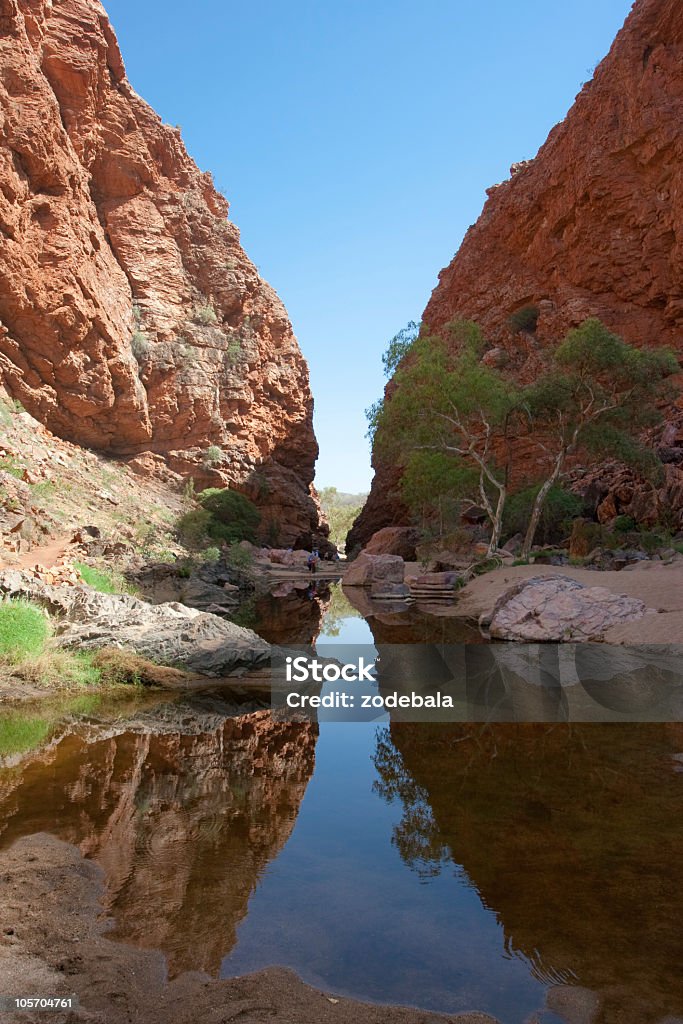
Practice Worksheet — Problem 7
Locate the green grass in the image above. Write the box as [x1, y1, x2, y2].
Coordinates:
[0, 455, 25, 479]
[74, 561, 133, 595]
[0, 600, 50, 663]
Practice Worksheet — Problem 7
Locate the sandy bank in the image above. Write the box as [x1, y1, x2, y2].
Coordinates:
[452, 561, 683, 643]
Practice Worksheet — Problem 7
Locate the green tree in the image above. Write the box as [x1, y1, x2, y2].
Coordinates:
[520, 319, 678, 559]
[373, 320, 521, 555]
[382, 320, 421, 378]
[196, 488, 261, 544]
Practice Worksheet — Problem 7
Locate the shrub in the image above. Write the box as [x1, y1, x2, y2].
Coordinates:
[0, 600, 50, 663]
[613, 514, 636, 533]
[193, 303, 218, 326]
[224, 542, 255, 574]
[202, 546, 221, 563]
[197, 488, 260, 543]
[176, 507, 212, 548]
[131, 331, 150, 362]
[204, 445, 223, 466]
[508, 305, 539, 333]
[504, 484, 583, 546]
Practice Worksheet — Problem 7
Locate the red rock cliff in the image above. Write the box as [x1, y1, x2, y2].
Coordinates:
[350, 0, 683, 549]
[0, 0, 322, 545]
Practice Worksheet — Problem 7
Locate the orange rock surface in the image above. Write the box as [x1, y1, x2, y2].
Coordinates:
[0, 0, 321, 544]
[351, 0, 683, 549]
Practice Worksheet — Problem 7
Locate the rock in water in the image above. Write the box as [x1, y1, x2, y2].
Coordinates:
[486, 575, 649, 642]
[0, 0, 321, 546]
[343, 553, 405, 587]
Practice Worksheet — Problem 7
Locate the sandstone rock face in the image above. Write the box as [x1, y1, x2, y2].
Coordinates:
[0, 0, 321, 545]
[486, 575, 650, 642]
[352, 0, 683, 548]
[0, 569, 270, 674]
[343, 552, 405, 588]
[363, 526, 421, 560]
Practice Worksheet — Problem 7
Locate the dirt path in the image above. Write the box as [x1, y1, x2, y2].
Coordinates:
[0, 535, 73, 572]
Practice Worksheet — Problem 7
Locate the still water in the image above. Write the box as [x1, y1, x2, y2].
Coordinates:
[0, 585, 681, 1023]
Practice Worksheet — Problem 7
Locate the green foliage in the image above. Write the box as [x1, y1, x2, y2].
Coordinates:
[382, 321, 421, 378]
[401, 451, 478, 525]
[176, 507, 212, 548]
[74, 562, 132, 595]
[202, 546, 221, 563]
[0, 394, 25, 426]
[0, 455, 24, 479]
[508, 305, 539, 333]
[197, 488, 260, 543]
[373, 320, 518, 550]
[193, 303, 218, 325]
[613, 514, 636, 533]
[504, 484, 583, 545]
[319, 487, 367, 549]
[224, 540, 255, 573]
[0, 600, 50, 663]
[203, 445, 223, 466]
[131, 331, 150, 362]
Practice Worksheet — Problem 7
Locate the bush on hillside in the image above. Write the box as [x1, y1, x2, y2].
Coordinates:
[508, 305, 539, 333]
[197, 488, 260, 544]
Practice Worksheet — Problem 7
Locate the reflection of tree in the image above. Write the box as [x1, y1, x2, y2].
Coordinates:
[372, 722, 683, 1024]
[372, 727, 448, 878]
[319, 584, 361, 638]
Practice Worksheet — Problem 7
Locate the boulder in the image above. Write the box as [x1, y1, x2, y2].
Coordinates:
[364, 527, 420, 560]
[486, 574, 650, 642]
[0, 570, 269, 676]
[344, 553, 405, 588]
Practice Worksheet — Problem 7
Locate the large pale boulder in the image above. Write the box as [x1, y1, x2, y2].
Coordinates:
[486, 575, 650, 642]
[343, 553, 405, 588]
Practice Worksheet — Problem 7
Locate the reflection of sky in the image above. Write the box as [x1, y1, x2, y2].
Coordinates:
[222, 715, 549, 1022]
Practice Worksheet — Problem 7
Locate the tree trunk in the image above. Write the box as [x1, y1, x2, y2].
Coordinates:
[486, 484, 507, 556]
[520, 453, 565, 560]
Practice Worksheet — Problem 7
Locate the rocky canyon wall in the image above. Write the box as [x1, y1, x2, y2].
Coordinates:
[0, 0, 322, 544]
[350, 0, 683, 549]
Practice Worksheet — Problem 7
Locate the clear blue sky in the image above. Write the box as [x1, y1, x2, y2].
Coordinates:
[106, 0, 633, 492]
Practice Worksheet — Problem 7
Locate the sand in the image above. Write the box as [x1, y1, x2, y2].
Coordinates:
[451, 560, 683, 643]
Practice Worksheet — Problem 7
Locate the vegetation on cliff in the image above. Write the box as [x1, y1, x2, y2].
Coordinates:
[368, 318, 677, 556]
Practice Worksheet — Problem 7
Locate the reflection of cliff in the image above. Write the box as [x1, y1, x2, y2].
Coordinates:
[374, 723, 683, 1024]
[0, 709, 316, 977]
[250, 582, 332, 644]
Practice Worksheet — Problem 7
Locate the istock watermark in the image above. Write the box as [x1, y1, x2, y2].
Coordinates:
[270, 643, 683, 723]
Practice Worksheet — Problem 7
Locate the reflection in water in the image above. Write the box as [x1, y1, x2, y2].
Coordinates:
[373, 722, 683, 1024]
[0, 705, 317, 977]
[1, 583, 682, 1023]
